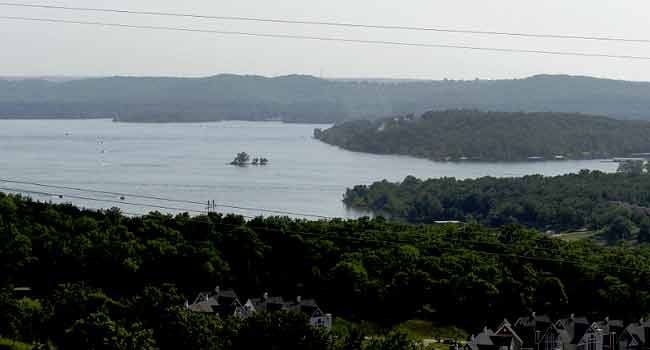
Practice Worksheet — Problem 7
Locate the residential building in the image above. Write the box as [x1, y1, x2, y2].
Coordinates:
[187, 286, 244, 317]
[186, 287, 332, 329]
[514, 313, 553, 350]
[469, 315, 629, 350]
[617, 321, 650, 350]
[245, 293, 333, 329]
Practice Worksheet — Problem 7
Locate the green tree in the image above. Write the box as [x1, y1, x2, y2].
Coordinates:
[363, 330, 416, 350]
[62, 312, 157, 350]
[639, 218, 650, 243]
[230, 152, 250, 166]
[607, 216, 635, 242]
[235, 311, 334, 350]
[0, 290, 20, 340]
[0, 220, 32, 287]
[156, 306, 231, 350]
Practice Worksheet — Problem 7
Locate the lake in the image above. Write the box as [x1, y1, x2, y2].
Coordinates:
[0, 119, 618, 218]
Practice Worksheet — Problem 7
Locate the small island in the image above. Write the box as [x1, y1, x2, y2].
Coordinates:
[230, 152, 269, 166]
[314, 110, 650, 162]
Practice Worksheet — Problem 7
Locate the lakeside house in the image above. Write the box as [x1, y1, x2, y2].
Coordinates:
[186, 286, 332, 329]
[467, 314, 633, 350]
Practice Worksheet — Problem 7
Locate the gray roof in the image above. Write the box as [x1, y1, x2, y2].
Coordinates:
[284, 298, 319, 311]
[299, 298, 318, 307]
[621, 322, 650, 345]
[218, 289, 238, 299]
[475, 328, 495, 346]
[554, 317, 593, 345]
[188, 287, 242, 314]
[515, 314, 552, 328]
[250, 296, 284, 311]
[188, 296, 219, 313]
[599, 319, 625, 330]
[266, 296, 285, 305]
[249, 298, 266, 311]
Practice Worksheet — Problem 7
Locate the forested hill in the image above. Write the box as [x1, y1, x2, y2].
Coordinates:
[314, 110, 650, 161]
[4, 74, 650, 122]
[343, 170, 650, 237]
[4, 191, 650, 349]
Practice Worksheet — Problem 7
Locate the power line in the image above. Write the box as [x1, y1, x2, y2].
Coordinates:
[0, 185, 210, 214]
[0, 178, 332, 219]
[2, 15, 650, 61]
[0, 178, 635, 262]
[0, 178, 632, 258]
[1, 185, 426, 244]
[2, 186, 646, 272]
[0, 2, 649, 44]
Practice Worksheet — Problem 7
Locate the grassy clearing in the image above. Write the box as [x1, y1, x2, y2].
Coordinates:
[0, 338, 34, 350]
[396, 320, 468, 341]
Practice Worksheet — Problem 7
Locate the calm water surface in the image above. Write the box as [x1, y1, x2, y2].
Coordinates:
[0, 119, 618, 218]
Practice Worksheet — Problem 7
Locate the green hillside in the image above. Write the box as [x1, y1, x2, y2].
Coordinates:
[315, 110, 650, 161]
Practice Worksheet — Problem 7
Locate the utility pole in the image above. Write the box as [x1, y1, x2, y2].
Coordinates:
[206, 200, 217, 213]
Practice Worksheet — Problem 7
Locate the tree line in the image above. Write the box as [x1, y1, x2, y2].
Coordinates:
[343, 170, 650, 241]
[3, 192, 650, 349]
[8, 74, 650, 123]
[315, 110, 650, 161]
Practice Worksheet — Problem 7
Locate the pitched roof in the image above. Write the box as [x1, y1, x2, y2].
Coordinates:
[188, 286, 242, 314]
[493, 320, 523, 345]
[188, 296, 219, 313]
[218, 289, 238, 299]
[249, 298, 267, 311]
[475, 328, 495, 346]
[622, 322, 649, 345]
[554, 316, 593, 344]
[516, 313, 553, 327]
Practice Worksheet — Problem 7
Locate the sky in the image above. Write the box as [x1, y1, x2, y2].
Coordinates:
[2, 0, 650, 80]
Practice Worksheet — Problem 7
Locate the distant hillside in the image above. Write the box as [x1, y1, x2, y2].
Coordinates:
[4, 74, 650, 123]
[314, 110, 650, 161]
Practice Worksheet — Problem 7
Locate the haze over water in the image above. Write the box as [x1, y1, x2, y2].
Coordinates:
[0, 119, 618, 218]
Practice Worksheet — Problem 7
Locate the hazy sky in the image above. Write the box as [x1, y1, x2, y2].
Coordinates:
[2, 0, 650, 80]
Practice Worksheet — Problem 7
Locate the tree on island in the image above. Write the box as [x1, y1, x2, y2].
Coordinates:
[251, 157, 269, 166]
[230, 152, 250, 166]
[230, 153, 268, 166]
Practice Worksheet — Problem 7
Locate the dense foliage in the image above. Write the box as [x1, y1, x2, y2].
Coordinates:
[5, 74, 650, 123]
[3, 192, 650, 348]
[315, 110, 650, 161]
[343, 170, 650, 236]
